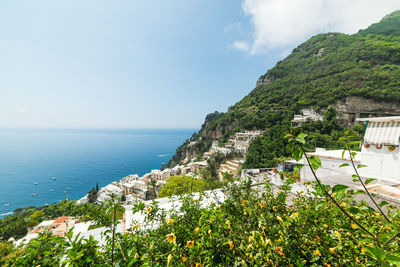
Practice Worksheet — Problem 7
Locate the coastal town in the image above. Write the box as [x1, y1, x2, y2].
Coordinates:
[14, 115, 400, 245]
[77, 130, 264, 203]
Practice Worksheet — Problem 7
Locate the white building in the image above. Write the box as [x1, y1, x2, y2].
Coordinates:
[292, 109, 323, 126]
[357, 116, 400, 183]
[297, 116, 400, 184]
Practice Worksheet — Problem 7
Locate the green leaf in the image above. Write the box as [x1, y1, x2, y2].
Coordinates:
[352, 178, 359, 182]
[365, 178, 376, 185]
[355, 190, 366, 195]
[339, 163, 349, 167]
[349, 207, 361, 215]
[379, 201, 389, 207]
[332, 184, 349, 193]
[309, 156, 321, 170]
[356, 164, 367, 169]
[386, 255, 400, 265]
[364, 246, 385, 261]
[287, 142, 294, 152]
[295, 133, 308, 144]
[315, 184, 325, 196]
[284, 133, 294, 140]
[293, 164, 304, 174]
[349, 141, 361, 146]
[293, 148, 303, 161]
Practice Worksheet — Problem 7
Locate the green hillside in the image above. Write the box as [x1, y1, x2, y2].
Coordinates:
[167, 11, 400, 168]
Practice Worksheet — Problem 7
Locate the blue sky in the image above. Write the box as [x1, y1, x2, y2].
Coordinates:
[1, 0, 400, 128]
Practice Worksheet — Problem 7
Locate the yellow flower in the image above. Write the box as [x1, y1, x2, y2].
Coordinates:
[242, 200, 246, 205]
[166, 217, 174, 225]
[324, 264, 331, 267]
[259, 202, 266, 209]
[361, 247, 367, 253]
[226, 240, 234, 250]
[210, 200, 214, 205]
[329, 247, 336, 254]
[351, 223, 358, 229]
[289, 213, 299, 220]
[315, 236, 321, 243]
[217, 205, 221, 209]
[276, 216, 283, 223]
[167, 254, 172, 266]
[314, 249, 322, 257]
[146, 207, 152, 214]
[341, 202, 347, 208]
[194, 227, 200, 233]
[134, 252, 139, 259]
[196, 263, 202, 267]
[208, 229, 212, 235]
[166, 233, 176, 244]
[187, 240, 194, 248]
[182, 256, 188, 262]
[275, 246, 284, 256]
[132, 224, 140, 230]
[225, 220, 231, 228]
[334, 230, 341, 241]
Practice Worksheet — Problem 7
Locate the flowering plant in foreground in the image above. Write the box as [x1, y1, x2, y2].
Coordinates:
[1, 134, 400, 266]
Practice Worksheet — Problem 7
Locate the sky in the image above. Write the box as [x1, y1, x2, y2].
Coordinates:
[1, 0, 400, 129]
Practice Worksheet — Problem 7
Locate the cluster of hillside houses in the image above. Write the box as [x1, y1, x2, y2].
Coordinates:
[79, 130, 262, 203]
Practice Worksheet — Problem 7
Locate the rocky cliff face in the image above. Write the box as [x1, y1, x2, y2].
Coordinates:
[334, 96, 400, 123]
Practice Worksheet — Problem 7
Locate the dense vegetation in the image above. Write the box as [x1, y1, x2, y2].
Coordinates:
[167, 10, 400, 168]
[0, 200, 96, 242]
[243, 107, 365, 168]
[158, 175, 209, 198]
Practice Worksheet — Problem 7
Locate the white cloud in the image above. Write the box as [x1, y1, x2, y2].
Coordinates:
[239, 0, 400, 54]
[229, 40, 250, 52]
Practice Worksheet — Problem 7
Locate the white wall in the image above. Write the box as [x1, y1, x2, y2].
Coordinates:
[359, 145, 400, 183]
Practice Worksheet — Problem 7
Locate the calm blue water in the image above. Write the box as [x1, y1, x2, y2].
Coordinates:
[0, 128, 195, 217]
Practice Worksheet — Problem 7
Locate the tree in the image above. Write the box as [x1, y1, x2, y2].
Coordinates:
[0, 215, 27, 241]
[87, 188, 98, 204]
[158, 175, 208, 198]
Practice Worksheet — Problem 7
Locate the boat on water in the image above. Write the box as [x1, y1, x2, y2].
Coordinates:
[52, 177, 56, 180]
[79, 182, 83, 185]
[63, 191, 67, 194]
[66, 187, 71, 190]
[34, 182, 38, 185]
[32, 193, 38, 196]
[49, 189, 54, 192]
[3, 204, 10, 207]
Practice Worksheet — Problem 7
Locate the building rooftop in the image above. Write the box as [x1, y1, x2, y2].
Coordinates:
[356, 116, 400, 122]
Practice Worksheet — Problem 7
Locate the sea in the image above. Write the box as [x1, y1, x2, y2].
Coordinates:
[0, 128, 195, 218]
